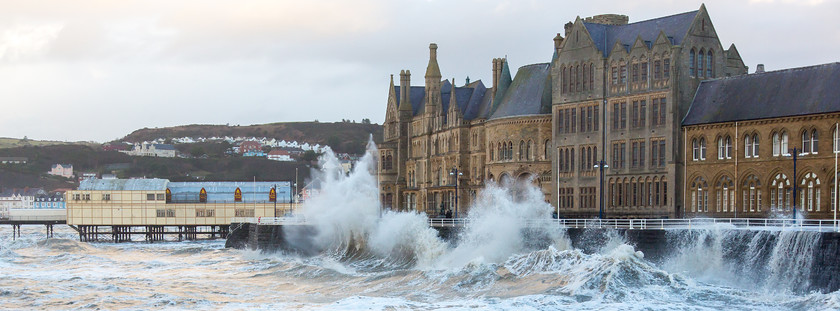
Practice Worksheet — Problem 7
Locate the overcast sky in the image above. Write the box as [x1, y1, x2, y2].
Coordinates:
[0, 0, 837, 142]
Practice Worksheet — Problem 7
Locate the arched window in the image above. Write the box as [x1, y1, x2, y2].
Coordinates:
[582, 63, 587, 90]
[576, 65, 581, 92]
[801, 172, 821, 212]
[519, 140, 525, 161]
[691, 177, 709, 212]
[559, 148, 565, 172]
[653, 177, 660, 206]
[698, 49, 705, 78]
[527, 140, 533, 161]
[562, 66, 567, 94]
[689, 48, 696, 77]
[508, 141, 514, 160]
[589, 63, 595, 91]
[718, 137, 724, 159]
[716, 176, 734, 213]
[812, 129, 819, 154]
[742, 175, 762, 212]
[706, 50, 714, 78]
[834, 127, 840, 153]
[773, 131, 789, 156]
[692, 138, 699, 161]
[544, 139, 550, 160]
[490, 143, 495, 161]
[753, 134, 760, 157]
[718, 136, 731, 159]
[802, 130, 811, 154]
[745, 135, 752, 158]
[771, 173, 792, 211]
[700, 138, 707, 160]
[498, 143, 503, 161]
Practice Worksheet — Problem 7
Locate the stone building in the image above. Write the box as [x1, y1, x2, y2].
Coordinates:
[683, 63, 840, 219]
[378, 5, 749, 218]
[552, 5, 747, 218]
[378, 44, 553, 217]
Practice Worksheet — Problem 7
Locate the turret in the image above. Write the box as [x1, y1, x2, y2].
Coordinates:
[425, 43, 442, 116]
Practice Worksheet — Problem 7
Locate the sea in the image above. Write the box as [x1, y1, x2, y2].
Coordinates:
[3, 142, 840, 310]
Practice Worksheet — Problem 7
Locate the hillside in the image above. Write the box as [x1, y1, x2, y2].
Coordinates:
[121, 122, 383, 154]
[0, 145, 312, 191]
[0, 137, 97, 149]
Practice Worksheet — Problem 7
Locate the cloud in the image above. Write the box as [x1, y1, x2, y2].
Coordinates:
[0, 22, 63, 62]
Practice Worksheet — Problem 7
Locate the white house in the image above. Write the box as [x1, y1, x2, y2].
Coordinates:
[267, 150, 293, 162]
[48, 164, 74, 178]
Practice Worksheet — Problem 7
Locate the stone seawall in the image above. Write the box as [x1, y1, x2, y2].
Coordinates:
[225, 224, 840, 293]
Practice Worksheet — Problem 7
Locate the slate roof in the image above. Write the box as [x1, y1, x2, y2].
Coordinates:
[489, 63, 552, 119]
[79, 178, 169, 191]
[394, 80, 490, 121]
[393, 85, 427, 116]
[682, 63, 840, 126]
[584, 10, 697, 57]
[154, 144, 176, 150]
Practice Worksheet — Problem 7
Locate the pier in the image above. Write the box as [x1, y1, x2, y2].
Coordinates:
[1, 215, 66, 240]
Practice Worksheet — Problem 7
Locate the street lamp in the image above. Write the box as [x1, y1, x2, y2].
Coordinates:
[785, 148, 807, 221]
[449, 167, 463, 218]
[594, 160, 609, 219]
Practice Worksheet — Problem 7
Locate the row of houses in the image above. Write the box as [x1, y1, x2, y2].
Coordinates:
[0, 188, 65, 219]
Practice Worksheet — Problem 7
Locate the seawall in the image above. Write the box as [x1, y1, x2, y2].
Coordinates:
[226, 223, 840, 293]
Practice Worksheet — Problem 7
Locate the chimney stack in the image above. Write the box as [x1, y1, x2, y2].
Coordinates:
[756, 64, 765, 74]
[553, 33, 564, 56]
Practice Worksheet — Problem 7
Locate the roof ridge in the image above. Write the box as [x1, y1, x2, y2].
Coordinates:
[584, 10, 698, 27]
[706, 62, 840, 82]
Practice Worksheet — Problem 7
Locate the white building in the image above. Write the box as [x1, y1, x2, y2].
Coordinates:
[121, 142, 177, 157]
[267, 150, 293, 162]
[0, 188, 46, 218]
[48, 163, 74, 178]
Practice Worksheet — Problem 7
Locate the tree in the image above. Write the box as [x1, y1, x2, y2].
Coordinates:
[301, 150, 319, 162]
[190, 146, 205, 158]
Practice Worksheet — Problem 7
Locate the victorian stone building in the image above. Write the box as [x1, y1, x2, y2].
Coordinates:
[378, 44, 553, 217]
[379, 5, 748, 218]
[552, 5, 746, 218]
[683, 63, 840, 219]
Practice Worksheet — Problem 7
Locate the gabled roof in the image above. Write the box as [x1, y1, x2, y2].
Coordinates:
[489, 63, 552, 120]
[393, 86, 427, 116]
[584, 10, 697, 57]
[394, 79, 491, 121]
[683, 63, 840, 126]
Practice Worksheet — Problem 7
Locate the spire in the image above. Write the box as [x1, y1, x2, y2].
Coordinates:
[425, 43, 441, 79]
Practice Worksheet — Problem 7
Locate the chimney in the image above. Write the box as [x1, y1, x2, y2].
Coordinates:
[564, 22, 573, 37]
[553, 33, 564, 56]
[399, 70, 407, 104]
[756, 64, 765, 74]
[465, 76, 470, 85]
[492, 58, 500, 89]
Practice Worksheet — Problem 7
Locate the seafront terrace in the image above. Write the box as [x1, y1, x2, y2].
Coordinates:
[233, 217, 840, 232]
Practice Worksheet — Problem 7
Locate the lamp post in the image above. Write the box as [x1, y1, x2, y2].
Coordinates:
[785, 148, 806, 221]
[449, 167, 463, 218]
[593, 160, 609, 219]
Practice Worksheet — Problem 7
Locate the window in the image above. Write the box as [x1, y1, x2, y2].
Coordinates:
[773, 131, 789, 156]
[147, 193, 156, 201]
[641, 62, 648, 83]
[639, 100, 646, 128]
[576, 65, 581, 92]
[802, 129, 818, 154]
[562, 66, 567, 93]
[102, 194, 111, 201]
[654, 60, 661, 80]
[663, 58, 670, 79]
[651, 138, 666, 167]
[801, 172, 821, 212]
[743, 175, 761, 212]
[692, 138, 699, 161]
[707, 50, 714, 78]
[620, 102, 627, 129]
[83, 194, 90, 201]
[589, 63, 594, 91]
[620, 64, 627, 84]
[753, 134, 759, 157]
[632, 63, 639, 82]
[770, 173, 792, 211]
[716, 176, 735, 213]
[582, 64, 587, 90]
[612, 141, 626, 169]
[718, 136, 732, 159]
[611, 66, 618, 85]
[689, 49, 696, 77]
[745, 134, 760, 158]
[698, 49, 705, 78]
[691, 177, 709, 212]
[157, 193, 165, 201]
[835, 127, 840, 153]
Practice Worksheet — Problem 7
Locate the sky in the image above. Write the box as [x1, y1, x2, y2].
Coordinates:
[0, 0, 838, 143]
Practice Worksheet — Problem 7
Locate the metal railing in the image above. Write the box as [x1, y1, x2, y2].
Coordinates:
[229, 216, 840, 232]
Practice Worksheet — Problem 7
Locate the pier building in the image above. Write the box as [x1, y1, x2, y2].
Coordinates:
[66, 178, 294, 241]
